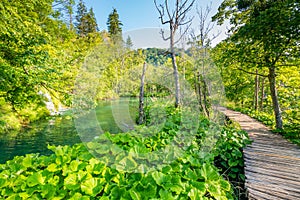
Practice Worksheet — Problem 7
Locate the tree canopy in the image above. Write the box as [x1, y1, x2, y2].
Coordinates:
[212, 0, 300, 129]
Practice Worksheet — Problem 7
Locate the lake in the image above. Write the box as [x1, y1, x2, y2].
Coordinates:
[0, 98, 138, 163]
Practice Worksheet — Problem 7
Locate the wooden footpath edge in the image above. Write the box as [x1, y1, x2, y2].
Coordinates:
[217, 107, 300, 200]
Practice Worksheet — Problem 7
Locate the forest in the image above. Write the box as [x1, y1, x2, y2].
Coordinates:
[0, 0, 299, 199]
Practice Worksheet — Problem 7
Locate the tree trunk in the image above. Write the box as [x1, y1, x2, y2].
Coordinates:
[170, 31, 181, 108]
[138, 62, 147, 125]
[254, 69, 259, 110]
[259, 77, 265, 111]
[196, 72, 203, 111]
[201, 75, 210, 117]
[268, 67, 283, 129]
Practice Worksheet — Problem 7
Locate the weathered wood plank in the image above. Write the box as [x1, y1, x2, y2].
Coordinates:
[245, 165, 300, 182]
[217, 107, 300, 200]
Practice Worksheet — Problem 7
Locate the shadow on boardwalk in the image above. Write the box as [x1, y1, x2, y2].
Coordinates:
[218, 107, 300, 200]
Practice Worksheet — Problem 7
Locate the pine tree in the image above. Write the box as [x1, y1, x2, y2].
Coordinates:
[53, 0, 75, 30]
[125, 36, 133, 49]
[107, 8, 123, 41]
[75, 0, 87, 36]
[86, 8, 99, 33]
[75, 0, 98, 36]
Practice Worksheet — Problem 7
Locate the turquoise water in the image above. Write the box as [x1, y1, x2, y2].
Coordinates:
[0, 98, 138, 163]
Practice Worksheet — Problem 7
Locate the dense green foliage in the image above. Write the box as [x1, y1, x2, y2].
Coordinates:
[213, 0, 300, 129]
[142, 48, 170, 66]
[0, 0, 143, 132]
[0, 103, 251, 199]
[0, 0, 75, 130]
[212, 0, 299, 136]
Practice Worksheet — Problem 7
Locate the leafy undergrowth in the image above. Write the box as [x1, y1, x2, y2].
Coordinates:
[0, 106, 251, 199]
[232, 107, 300, 146]
[0, 98, 49, 134]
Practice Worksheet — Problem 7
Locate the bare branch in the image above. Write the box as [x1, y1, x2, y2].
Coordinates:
[160, 29, 171, 41]
[175, 22, 192, 44]
[236, 67, 268, 77]
[154, 0, 170, 25]
[165, 0, 173, 20]
[177, 0, 195, 20]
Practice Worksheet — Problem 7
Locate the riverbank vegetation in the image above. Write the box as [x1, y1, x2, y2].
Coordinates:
[0, 102, 251, 199]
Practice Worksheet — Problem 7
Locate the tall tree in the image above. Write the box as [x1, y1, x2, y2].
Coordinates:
[53, 0, 75, 30]
[75, 0, 87, 36]
[189, 3, 220, 117]
[107, 8, 123, 42]
[125, 36, 133, 49]
[75, 0, 98, 36]
[154, 0, 195, 108]
[138, 62, 147, 125]
[86, 8, 99, 33]
[213, 0, 300, 129]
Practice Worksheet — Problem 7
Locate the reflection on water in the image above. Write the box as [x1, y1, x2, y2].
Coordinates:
[0, 98, 138, 163]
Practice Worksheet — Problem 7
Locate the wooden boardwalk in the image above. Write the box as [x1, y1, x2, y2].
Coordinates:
[218, 107, 300, 200]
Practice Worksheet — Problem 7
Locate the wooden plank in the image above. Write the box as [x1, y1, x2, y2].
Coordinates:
[245, 165, 300, 181]
[246, 144, 300, 155]
[217, 107, 300, 200]
[244, 151, 300, 163]
[245, 162, 300, 177]
[245, 171, 300, 191]
[244, 153, 300, 167]
[247, 183, 300, 199]
[245, 146, 300, 158]
[246, 181, 300, 199]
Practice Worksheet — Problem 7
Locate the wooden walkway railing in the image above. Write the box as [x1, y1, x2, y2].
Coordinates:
[218, 107, 300, 200]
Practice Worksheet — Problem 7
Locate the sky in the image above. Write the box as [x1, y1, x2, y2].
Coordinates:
[82, 0, 228, 48]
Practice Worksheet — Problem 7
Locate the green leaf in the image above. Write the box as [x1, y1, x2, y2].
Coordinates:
[200, 163, 219, 181]
[137, 182, 157, 198]
[93, 163, 105, 175]
[47, 163, 59, 172]
[19, 192, 30, 199]
[207, 181, 222, 196]
[116, 156, 137, 172]
[22, 155, 32, 168]
[48, 175, 60, 186]
[191, 181, 206, 195]
[151, 171, 171, 186]
[64, 173, 80, 190]
[188, 188, 203, 200]
[0, 178, 7, 188]
[70, 160, 81, 172]
[159, 189, 173, 200]
[6, 194, 21, 200]
[129, 189, 142, 200]
[69, 192, 90, 200]
[41, 184, 56, 199]
[27, 172, 45, 187]
[220, 179, 231, 191]
[81, 177, 104, 196]
[95, 144, 111, 154]
[184, 168, 198, 180]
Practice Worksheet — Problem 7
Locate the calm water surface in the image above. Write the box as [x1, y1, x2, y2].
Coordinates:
[0, 98, 138, 163]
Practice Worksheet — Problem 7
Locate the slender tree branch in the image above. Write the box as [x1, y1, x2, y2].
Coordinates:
[160, 30, 171, 41]
[236, 67, 268, 77]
